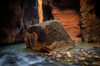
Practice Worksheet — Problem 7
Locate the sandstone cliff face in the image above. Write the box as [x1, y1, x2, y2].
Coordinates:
[0, 0, 39, 44]
[43, 0, 81, 42]
[80, 0, 100, 42]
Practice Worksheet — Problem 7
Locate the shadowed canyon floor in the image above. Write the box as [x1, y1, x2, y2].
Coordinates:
[0, 42, 100, 66]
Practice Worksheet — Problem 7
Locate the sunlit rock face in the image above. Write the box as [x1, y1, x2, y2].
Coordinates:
[80, 0, 100, 42]
[38, 0, 43, 23]
[43, 0, 81, 42]
[0, 0, 39, 44]
[25, 20, 75, 53]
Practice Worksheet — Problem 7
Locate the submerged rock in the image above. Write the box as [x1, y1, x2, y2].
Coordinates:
[25, 20, 75, 53]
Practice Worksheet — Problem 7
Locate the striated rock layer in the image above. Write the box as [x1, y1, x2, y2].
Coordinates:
[25, 20, 75, 53]
[80, 0, 100, 42]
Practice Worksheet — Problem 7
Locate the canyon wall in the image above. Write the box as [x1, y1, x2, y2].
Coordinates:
[0, 0, 100, 44]
[43, 0, 81, 42]
[0, 0, 39, 44]
[80, 0, 100, 42]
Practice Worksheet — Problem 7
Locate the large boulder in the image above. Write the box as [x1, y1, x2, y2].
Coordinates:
[25, 20, 75, 53]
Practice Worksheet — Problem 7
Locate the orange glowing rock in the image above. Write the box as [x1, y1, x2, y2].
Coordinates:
[38, 0, 43, 23]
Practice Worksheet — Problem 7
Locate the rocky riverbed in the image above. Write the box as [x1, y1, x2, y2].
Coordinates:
[38, 42, 100, 66]
[39, 47, 100, 66]
[0, 43, 100, 66]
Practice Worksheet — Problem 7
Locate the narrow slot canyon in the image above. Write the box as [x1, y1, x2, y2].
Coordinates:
[0, 0, 100, 66]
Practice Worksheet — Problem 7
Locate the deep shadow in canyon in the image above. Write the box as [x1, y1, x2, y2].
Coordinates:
[0, 0, 39, 45]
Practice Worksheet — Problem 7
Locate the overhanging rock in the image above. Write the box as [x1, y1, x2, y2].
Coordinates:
[24, 20, 75, 53]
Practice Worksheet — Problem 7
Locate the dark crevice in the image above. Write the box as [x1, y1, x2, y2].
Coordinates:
[43, 4, 54, 21]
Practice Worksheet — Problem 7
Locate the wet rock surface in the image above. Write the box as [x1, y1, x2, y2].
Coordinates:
[25, 20, 75, 53]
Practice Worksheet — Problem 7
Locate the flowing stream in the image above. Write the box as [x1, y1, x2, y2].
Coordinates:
[0, 43, 100, 66]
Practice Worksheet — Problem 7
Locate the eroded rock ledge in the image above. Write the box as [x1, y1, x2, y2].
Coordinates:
[24, 20, 75, 53]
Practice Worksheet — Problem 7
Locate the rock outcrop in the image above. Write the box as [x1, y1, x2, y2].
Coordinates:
[80, 0, 100, 42]
[25, 20, 75, 53]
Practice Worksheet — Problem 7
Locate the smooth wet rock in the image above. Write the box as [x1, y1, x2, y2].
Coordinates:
[25, 20, 75, 53]
[82, 51, 86, 54]
[92, 61, 100, 65]
[80, 48, 84, 52]
[56, 54, 61, 58]
[67, 59, 73, 62]
[75, 55, 78, 59]
[86, 55, 93, 58]
[47, 53, 53, 56]
[83, 62, 89, 65]
[78, 57, 85, 61]
[49, 60, 55, 63]
[94, 56, 100, 59]
[66, 52, 72, 58]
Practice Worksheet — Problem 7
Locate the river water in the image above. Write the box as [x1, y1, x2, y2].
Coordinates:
[0, 43, 100, 66]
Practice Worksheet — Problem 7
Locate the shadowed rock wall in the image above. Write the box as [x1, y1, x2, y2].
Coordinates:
[80, 0, 100, 42]
[0, 0, 39, 44]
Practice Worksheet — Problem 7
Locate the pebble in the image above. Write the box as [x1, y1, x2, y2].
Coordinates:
[86, 55, 93, 58]
[87, 51, 92, 54]
[71, 51, 75, 54]
[67, 59, 72, 62]
[92, 61, 100, 65]
[44, 53, 48, 55]
[80, 48, 84, 52]
[40, 53, 44, 56]
[75, 55, 78, 59]
[48, 53, 53, 56]
[94, 56, 100, 59]
[83, 62, 89, 65]
[56, 53, 61, 58]
[78, 57, 86, 61]
[82, 51, 86, 54]
[49, 60, 55, 63]
[66, 52, 72, 58]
